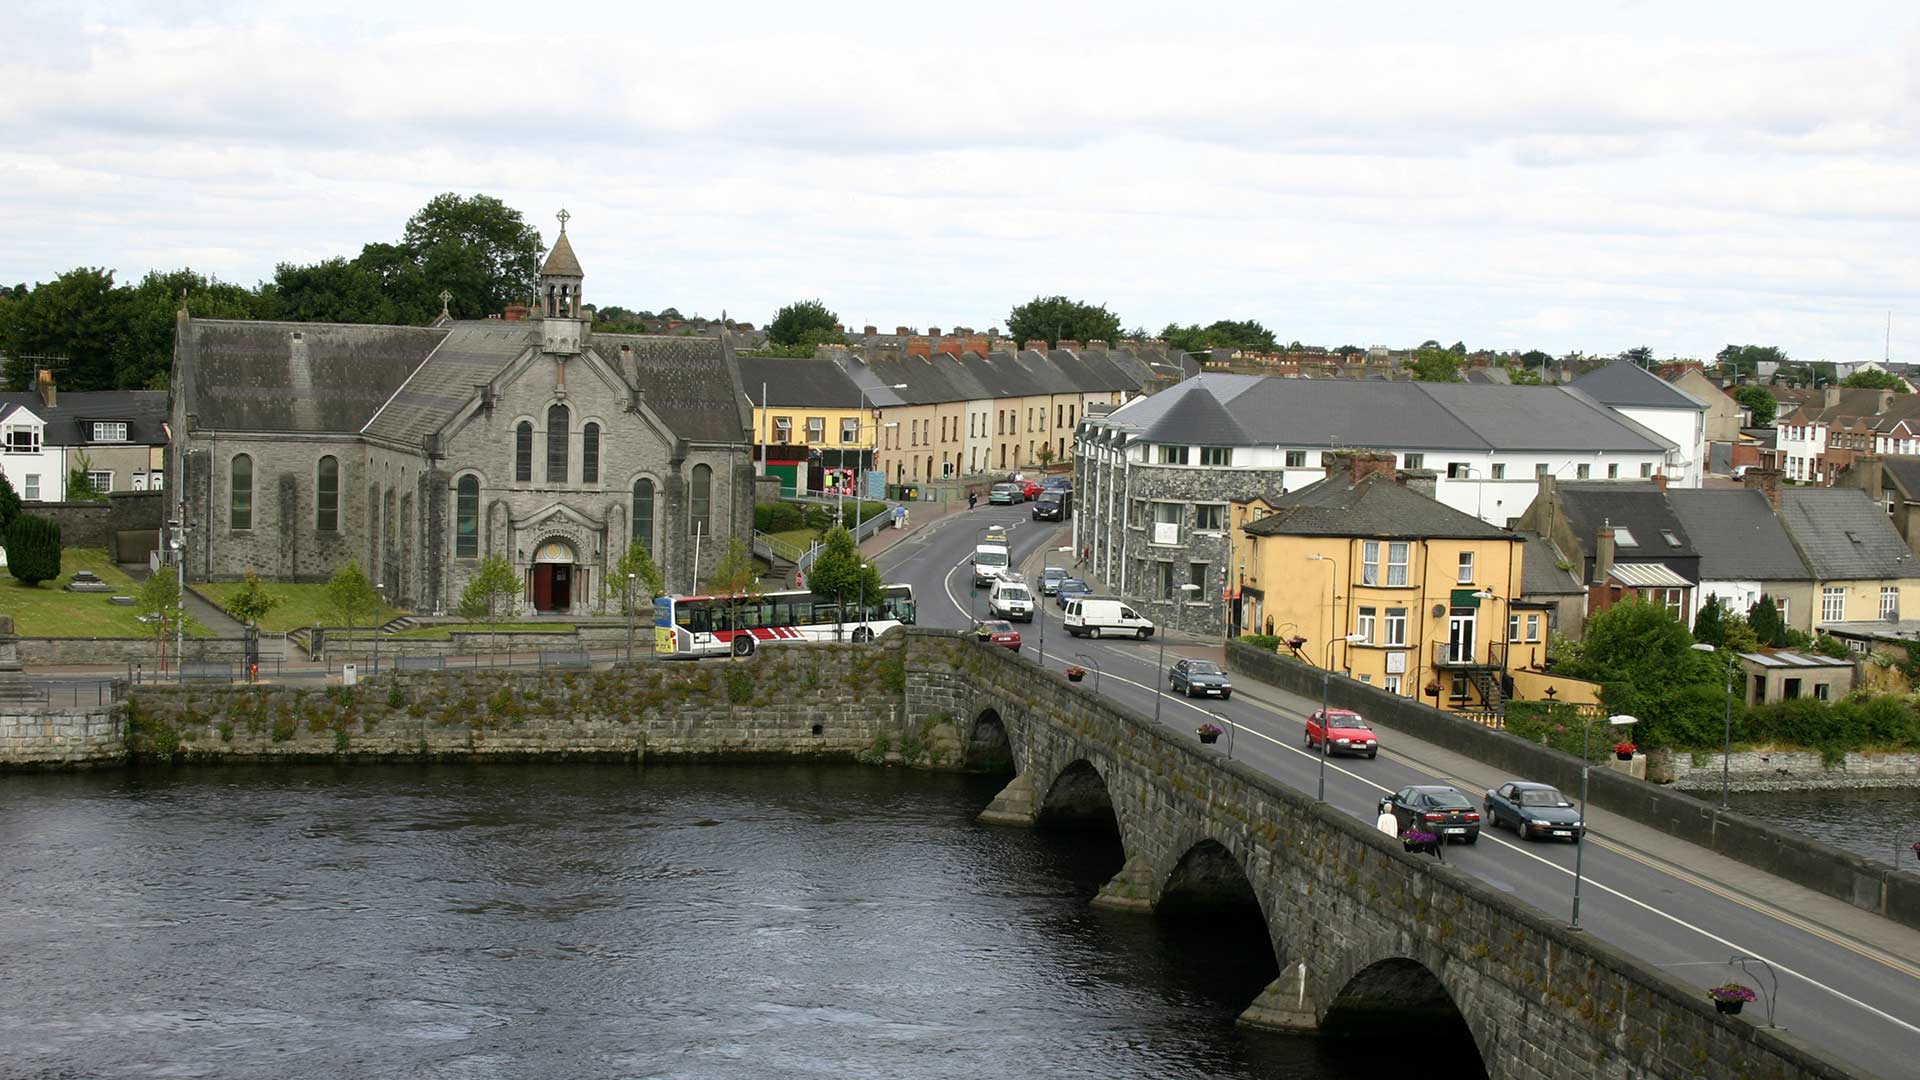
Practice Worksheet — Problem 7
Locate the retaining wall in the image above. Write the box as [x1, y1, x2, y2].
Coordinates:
[0, 705, 127, 768]
[1227, 642, 1920, 932]
[1653, 748, 1920, 790]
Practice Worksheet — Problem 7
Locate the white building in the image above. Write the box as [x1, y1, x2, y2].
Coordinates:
[1567, 361, 1709, 487]
[0, 403, 66, 503]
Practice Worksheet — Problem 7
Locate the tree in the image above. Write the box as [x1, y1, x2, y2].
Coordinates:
[1448, 341, 1467, 355]
[222, 570, 284, 629]
[1732, 385, 1777, 427]
[454, 554, 521, 650]
[322, 560, 384, 655]
[1841, 369, 1909, 393]
[1159, 319, 1278, 354]
[1507, 363, 1543, 385]
[704, 537, 764, 637]
[767, 299, 842, 349]
[1693, 594, 1727, 647]
[1006, 296, 1123, 349]
[134, 565, 182, 672]
[111, 268, 258, 389]
[1716, 344, 1789, 380]
[1556, 596, 1720, 750]
[0, 472, 20, 534]
[614, 541, 665, 613]
[0, 267, 123, 390]
[1406, 347, 1463, 382]
[65, 450, 107, 503]
[1748, 594, 1788, 648]
[402, 193, 544, 320]
[4, 514, 60, 585]
[1036, 441, 1056, 467]
[1620, 345, 1654, 367]
[806, 525, 883, 639]
[1333, 345, 1365, 358]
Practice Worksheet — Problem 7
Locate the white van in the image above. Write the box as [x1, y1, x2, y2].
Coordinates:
[988, 576, 1035, 622]
[1063, 598, 1154, 639]
[972, 544, 1011, 586]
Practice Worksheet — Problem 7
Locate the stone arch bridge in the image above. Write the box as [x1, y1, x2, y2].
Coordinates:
[900, 630, 1850, 1080]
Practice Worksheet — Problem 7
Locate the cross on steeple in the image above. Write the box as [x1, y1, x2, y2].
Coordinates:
[438, 289, 452, 318]
[556, 208, 570, 232]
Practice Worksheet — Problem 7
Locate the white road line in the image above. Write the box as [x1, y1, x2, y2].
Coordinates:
[1037, 649, 1920, 1035]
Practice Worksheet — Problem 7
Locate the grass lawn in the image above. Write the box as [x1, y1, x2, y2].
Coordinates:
[763, 528, 821, 559]
[0, 549, 211, 638]
[190, 581, 408, 633]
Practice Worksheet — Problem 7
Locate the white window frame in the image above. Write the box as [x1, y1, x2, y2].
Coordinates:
[1491, 463, 1506, 480]
[23, 473, 41, 500]
[1362, 540, 1380, 586]
[1356, 606, 1376, 644]
[1508, 614, 1521, 641]
[772, 416, 792, 443]
[1384, 607, 1408, 646]
[1457, 551, 1474, 584]
[1526, 613, 1542, 642]
[91, 421, 129, 442]
[841, 417, 860, 444]
[3, 424, 42, 454]
[807, 416, 826, 443]
[86, 470, 113, 493]
[1404, 453, 1425, 469]
[1386, 542, 1410, 587]
[1199, 446, 1231, 467]
[1822, 587, 1845, 623]
[1382, 674, 1403, 695]
[1881, 586, 1898, 619]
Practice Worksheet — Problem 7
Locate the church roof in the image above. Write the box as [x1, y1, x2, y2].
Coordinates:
[541, 231, 583, 277]
[179, 319, 445, 433]
[596, 333, 753, 444]
[362, 322, 532, 446]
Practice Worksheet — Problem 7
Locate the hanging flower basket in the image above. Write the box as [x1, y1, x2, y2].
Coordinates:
[1402, 828, 1440, 856]
[1196, 723, 1223, 744]
[1066, 667, 1086, 683]
[1707, 983, 1756, 1015]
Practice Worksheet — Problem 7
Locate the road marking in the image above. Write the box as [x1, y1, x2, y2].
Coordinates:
[1032, 649, 1920, 1034]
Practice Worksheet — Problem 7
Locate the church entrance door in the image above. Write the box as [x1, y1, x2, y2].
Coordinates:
[532, 540, 578, 613]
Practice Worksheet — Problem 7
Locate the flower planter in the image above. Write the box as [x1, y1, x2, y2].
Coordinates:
[1402, 831, 1441, 857]
[1067, 671, 1085, 683]
[1714, 999, 1744, 1016]
[1198, 731, 1219, 744]
[1615, 751, 1634, 761]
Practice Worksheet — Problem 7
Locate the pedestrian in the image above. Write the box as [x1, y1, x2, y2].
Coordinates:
[1375, 798, 1398, 837]
[968, 492, 978, 511]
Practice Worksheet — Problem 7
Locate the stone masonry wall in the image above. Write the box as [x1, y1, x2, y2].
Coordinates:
[19, 637, 256, 667]
[1653, 747, 1920, 790]
[0, 706, 127, 768]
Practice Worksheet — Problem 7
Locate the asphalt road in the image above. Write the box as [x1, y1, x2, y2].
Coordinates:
[873, 503, 1919, 1080]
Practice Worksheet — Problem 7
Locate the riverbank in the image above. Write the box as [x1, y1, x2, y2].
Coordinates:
[1652, 747, 1920, 791]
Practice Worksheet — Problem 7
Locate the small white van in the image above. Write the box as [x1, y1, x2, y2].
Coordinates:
[988, 576, 1035, 622]
[1063, 598, 1154, 639]
[972, 544, 1011, 586]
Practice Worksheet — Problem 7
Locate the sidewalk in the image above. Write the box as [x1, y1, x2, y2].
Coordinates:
[858, 498, 964, 559]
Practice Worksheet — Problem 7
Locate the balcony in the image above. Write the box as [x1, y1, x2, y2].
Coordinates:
[1432, 640, 1507, 670]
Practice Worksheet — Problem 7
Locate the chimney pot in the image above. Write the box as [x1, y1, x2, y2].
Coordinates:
[1651, 472, 1667, 492]
[1326, 449, 1397, 485]
[1595, 522, 1616, 586]
[35, 368, 55, 409]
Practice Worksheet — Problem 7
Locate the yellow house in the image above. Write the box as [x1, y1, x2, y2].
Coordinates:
[1236, 451, 1527, 714]
[738, 355, 877, 496]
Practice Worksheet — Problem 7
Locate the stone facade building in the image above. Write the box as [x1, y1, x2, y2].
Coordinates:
[169, 216, 754, 614]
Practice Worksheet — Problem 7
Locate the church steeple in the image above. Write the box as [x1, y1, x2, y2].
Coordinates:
[538, 208, 584, 319]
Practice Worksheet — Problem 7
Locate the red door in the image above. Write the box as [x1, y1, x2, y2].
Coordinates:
[532, 565, 553, 611]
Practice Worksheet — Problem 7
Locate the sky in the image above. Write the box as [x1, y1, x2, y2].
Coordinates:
[2, 0, 1917, 361]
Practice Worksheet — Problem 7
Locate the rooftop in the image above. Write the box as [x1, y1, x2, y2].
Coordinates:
[1243, 472, 1517, 541]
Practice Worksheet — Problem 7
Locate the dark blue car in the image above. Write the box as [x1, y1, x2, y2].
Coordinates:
[1054, 577, 1091, 607]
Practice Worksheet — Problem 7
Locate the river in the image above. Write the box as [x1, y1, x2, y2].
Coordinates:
[1724, 788, 1920, 872]
[0, 764, 1442, 1079]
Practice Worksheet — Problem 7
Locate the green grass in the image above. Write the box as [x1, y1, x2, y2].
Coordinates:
[0, 549, 211, 638]
[190, 581, 408, 632]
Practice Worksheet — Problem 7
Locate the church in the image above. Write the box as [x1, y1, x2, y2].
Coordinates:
[169, 213, 755, 615]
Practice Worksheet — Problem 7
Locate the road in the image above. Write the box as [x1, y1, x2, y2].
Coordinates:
[873, 503, 1920, 1080]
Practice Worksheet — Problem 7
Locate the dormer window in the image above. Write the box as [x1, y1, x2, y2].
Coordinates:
[91, 421, 128, 443]
[3, 422, 40, 454]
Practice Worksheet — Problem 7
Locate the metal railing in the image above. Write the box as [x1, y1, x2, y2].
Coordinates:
[1431, 640, 1508, 669]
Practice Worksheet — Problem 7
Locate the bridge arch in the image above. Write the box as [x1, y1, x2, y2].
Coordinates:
[1321, 955, 1487, 1076]
[1036, 759, 1120, 833]
[967, 705, 1013, 774]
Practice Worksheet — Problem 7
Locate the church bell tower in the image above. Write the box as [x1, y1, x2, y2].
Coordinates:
[538, 208, 584, 356]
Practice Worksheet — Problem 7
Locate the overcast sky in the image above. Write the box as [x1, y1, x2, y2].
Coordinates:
[3, 1, 1917, 360]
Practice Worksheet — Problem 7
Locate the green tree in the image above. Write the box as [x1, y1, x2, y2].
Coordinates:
[1507, 363, 1543, 385]
[1732, 385, 1777, 427]
[64, 450, 107, 503]
[1448, 340, 1467, 355]
[111, 268, 259, 389]
[1748, 594, 1787, 648]
[1692, 594, 1727, 646]
[1557, 597, 1719, 749]
[766, 299, 842, 348]
[1841, 368, 1909, 392]
[806, 525, 883, 639]
[0, 472, 19, 532]
[402, 193, 544, 319]
[454, 554, 521, 649]
[1716, 344, 1789, 380]
[1406, 347, 1463, 382]
[222, 570, 284, 629]
[134, 565, 182, 672]
[4, 514, 60, 585]
[323, 560, 385, 649]
[704, 537, 764, 636]
[1620, 345, 1654, 366]
[1159, 319, 1278, 354]
[1006, 296, 1123, 349]
[0, 267, 123, 390]
[614, 541, 665, 613]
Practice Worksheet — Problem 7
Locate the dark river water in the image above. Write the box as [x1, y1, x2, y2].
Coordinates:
[0, 764, 1419, 1080]
[1723, 788, 1920, 871]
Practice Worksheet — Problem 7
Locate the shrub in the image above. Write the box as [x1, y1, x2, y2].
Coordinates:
[754, 502, 806, 532]
[1237, 634, 1281, 652]
[724, 667, 754, 705]
[4, 514, 61, 585]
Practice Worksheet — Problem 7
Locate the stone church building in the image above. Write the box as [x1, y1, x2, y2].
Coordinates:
[169, 216, 755, 614]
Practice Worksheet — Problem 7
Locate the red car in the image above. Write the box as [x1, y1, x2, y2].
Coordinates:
[1305, 708, 1378, 759]
[1019, 479, 1044, 500]
[974, 619, 1022, 652]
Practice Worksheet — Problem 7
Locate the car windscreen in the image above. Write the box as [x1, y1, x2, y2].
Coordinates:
[1519, 789, 1568, 807]
[1329, 714, 1370, 729]
[1187, 661, 1221, 674]
[1000, 588, 1030, 601]
[974, 551, 1007, 566]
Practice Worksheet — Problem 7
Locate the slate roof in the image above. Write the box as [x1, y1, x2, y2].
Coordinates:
[737, 355, 865, 409]
[1570, 360, 1706, 411]
[597, 334, 752, 444]
[1882, 458, 1920, 501]
[1242, 472, 1516, 541]
[1551, 481, 1698, 561]
[1097, 375, 1674, 453]
[1665, 489, 1808, 581]
[1516, 531, 1584, 596]
[1776, 488, 1919, 581]
[838, 346, 1158, 407]
[0, 391, 169, 446]
[541, 231, 583, 277]
[181, 319, 445, 433]
[363, 322, 532, 445]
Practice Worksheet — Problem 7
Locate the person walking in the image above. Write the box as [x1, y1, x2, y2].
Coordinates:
[1375, 798, 1398, 837]
[967, 491, 978, 511]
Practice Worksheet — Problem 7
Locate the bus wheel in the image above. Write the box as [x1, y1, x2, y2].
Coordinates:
[733, 636, 755, 657]
[853, 626, 874, 644]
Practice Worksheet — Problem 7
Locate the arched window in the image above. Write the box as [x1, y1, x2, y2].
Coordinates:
[582, 422, 600, 484]
[632, 478, 654, 554]
[546, 404, 569, 483]
[230, 454, 253, 530]
[316, 456, 339, 532]
[455, 475, 479, 559]
[515, 421, 533, 482]
[690, 464, 712, 538]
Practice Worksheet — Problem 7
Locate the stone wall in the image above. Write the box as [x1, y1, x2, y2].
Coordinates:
[121, 642, 910, 764]
[1226, 641, 1920, 932]
[27, 490, 166, 558]
[1653, 748, 1920, 790]
[0, 705, 127, 768]
[18, 637, 254, 667]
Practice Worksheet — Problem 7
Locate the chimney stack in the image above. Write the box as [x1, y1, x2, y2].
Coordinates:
[1326, 449, 1398, 485]
[1856, 455, 1886, 500]
[1824, 386, 1842, 408]
[1594, 521, 1616, 585]
[1023, 339, 1048, 353]
[1650, 471, 1668, 493]
[863, 325, 877, 337]
[1742, 467, 1785, 510]
[35, 368, 55, 409]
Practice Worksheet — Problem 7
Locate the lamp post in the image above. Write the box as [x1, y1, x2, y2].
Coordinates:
[1317, 632, 1368, 802]
[626, 572, 637, 663]
[858, 562, 871, 641]
[1152, 583, 1202, 726]
[1691, 642, 1738, 809]
[1570, 713, 1639, 931]
[1037, 545, 1072, 665]
[166, 519, 187, 679]
[846, 381, 908, 532]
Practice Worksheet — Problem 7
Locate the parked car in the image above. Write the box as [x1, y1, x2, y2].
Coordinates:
[1054, 577, 1091, 607]
[1386, 785, 1481, 844]
[988, 577, 1036, 622]
[973, 619, 1022, 651]
[989, 482, 1023, 505]
[1483, 781, 1583, 842]
[1169, 657, 1232, 699]
[1031, 498, 1064, 521]
[1304, 708, 1378, 758]
[1019, 479, 1044, 500]
[1039, 567, 1069, 595]
[1041, 477, 1073, 493]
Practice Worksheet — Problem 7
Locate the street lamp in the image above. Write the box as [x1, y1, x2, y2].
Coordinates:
[1691, 642, 1738, 809]
[374, 582, 386, 675]
[858, 562, 871, 641]
[846, 382, 909, 532]
[1152, 582, 1202, 726]
[1037, 545, 1072, 665]
[626, 572, 637, 663]
[166, 519, 187, 679]
[1570, 713, 1639, 931]
[1317, 632, 1367, 801]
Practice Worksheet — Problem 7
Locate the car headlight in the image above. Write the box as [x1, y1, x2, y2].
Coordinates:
[1334, 738, 1350, 745]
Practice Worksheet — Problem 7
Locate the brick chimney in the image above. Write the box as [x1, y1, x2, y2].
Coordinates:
[1856, 455, 1886, 500]
[895, 326, 912, 336]
[928, 327, 941, 337]
[863, 325, 877, 336]
[1327, 449, 1397, 485]
[1023, 339, 1048, 352]
[1057, 339, 1081, 352]
[1742, 467, 1785, 510]
[1650, 472, 1667, 493]
[906, 336, 931, 359]
[35, 368, 55, 409]
[1594, 521, 1616, 586]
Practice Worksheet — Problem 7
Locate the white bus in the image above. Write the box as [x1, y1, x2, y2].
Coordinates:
[654, 584, 916, 657]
